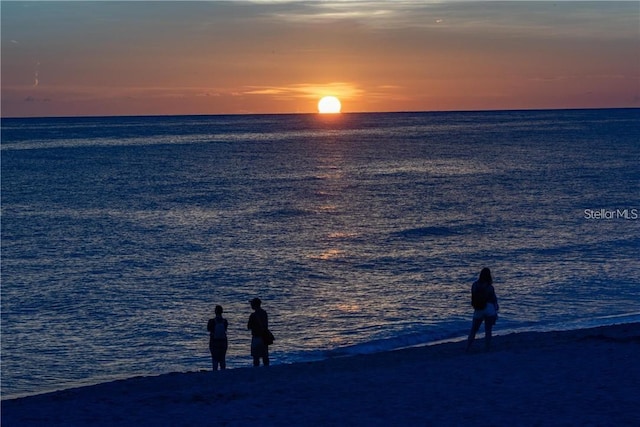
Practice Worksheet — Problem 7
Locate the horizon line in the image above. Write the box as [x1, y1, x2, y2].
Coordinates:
[2, 106, 638, 121]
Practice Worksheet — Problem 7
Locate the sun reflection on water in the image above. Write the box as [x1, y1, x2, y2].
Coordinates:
[309, 249, 345, 260]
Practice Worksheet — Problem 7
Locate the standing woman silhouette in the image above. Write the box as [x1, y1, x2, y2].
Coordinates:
[466, 268, 499, 352]
[207, 305, 229, 370]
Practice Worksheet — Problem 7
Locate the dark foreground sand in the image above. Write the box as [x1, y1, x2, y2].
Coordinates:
[2, 323, 639, 426]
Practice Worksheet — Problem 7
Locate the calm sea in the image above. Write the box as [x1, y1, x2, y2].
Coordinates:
[2, 109, 639, 398]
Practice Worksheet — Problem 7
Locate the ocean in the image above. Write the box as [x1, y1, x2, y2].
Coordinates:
[2, 109, 639, 399]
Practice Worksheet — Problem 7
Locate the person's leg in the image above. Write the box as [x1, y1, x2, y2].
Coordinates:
[485, 316, 496, 351]
[466, 317, 483, 352]
[212, 345, 224, 370]
[210, 348, 217, 371]
[220, 342, 227, 370]
[251, 337, 261, 367]
[263, 347, 270, 367]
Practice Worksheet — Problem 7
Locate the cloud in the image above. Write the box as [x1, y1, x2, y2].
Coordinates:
[243, 82, 363, 99]
[243, 88, 287, 95]
[196, 92, 221, 97]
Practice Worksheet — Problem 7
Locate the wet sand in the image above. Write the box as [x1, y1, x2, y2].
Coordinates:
[2, 323, 639, 426]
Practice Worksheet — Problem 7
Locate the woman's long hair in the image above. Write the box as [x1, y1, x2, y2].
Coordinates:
[478, 267, 493, 285]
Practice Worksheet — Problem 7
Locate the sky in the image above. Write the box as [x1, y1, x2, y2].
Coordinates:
[1, 1, 639, 117]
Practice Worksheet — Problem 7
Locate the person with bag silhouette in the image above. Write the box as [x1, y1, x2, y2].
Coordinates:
[207, 305, 229, 370]
[247, 298, 272, 367]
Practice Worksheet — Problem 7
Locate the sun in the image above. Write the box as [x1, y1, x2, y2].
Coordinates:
[318, 96, 342, 114]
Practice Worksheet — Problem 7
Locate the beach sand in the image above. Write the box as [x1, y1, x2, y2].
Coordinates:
[2, 323, 639, 426]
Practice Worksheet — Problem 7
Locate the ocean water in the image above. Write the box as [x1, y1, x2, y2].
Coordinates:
[2, 109, 639, 398]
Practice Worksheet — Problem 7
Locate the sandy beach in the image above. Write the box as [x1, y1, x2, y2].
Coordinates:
[2, 322, 639, 426]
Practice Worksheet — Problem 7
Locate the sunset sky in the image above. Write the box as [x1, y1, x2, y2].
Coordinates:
[2, 1, 639, 117]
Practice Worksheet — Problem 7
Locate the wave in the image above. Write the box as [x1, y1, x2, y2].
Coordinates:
[286, 312, 640, 365]
[392, 226, 460, 239]
[258, 207, 313, 218]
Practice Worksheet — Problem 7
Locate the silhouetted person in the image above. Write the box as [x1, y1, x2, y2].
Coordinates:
[466, 268, 499, 352]
[207, 305, 228, 370]
[247, 298, 270, 367]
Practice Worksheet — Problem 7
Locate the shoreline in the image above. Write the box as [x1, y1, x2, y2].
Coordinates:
[3, 322, 639, 426]
[5, 314, 640, 401]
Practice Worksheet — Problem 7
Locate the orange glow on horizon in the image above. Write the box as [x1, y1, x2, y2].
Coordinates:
[1, 2, 637, 118]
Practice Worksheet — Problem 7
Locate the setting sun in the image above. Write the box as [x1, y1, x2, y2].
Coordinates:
[318, 96, 342, 114]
